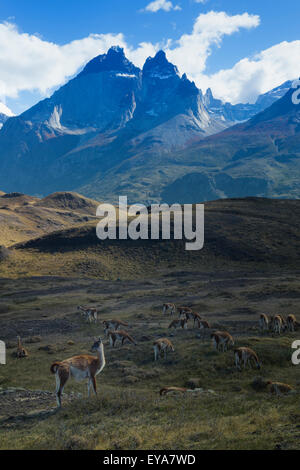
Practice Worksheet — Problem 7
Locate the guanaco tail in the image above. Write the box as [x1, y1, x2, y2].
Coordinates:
[50, 337, 106, 407]
[16, 336, 29, 359]
[153, 338, 174, 361]
[211, 331, 234, 351]
[107, 330, 137, 347]
[234, 347, 261, 370]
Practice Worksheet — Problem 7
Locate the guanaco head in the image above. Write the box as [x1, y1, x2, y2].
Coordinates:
[91, 337, 103, 352]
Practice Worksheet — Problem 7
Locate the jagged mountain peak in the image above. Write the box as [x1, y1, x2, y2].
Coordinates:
[143, 50, 180, 79]
[78, 45, 140, 78]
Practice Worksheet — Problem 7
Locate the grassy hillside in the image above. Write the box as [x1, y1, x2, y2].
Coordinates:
[1, 197, 300, 279]
[0, 191, 100, 247]
[0, 271, 299, 450]
[0, 196, 299, 450]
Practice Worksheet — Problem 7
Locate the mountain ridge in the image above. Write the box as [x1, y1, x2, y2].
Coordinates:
[0, 47, 298, 202]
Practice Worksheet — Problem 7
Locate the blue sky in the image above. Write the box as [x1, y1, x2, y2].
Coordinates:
[0, 0, 299, 114]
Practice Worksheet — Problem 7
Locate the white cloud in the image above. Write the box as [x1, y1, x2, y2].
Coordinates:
[0, 11, 299, 110]
[191, 40, 300, 104]
[165, 11, 260, 76]
[0, 22, 158, 102]
[0, 102, 14, 116]
[143, 0, 181, 13]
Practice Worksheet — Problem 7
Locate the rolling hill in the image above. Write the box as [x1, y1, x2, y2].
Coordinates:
[0, 191, 100, 247]
[1, 197, 299, 279]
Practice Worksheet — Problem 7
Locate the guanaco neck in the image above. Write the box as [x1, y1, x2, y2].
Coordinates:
[96, 343, 106, 373]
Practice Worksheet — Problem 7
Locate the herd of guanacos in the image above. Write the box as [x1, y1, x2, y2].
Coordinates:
[14, 304, 299, 406]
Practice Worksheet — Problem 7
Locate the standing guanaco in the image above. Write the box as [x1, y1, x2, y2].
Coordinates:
[107, 330, 136, 347]
[50, 337, 106, 407]
[77, 306, 98, 323]
[16, 336, 29, 359]
[162, 303, 176, 316]
[234, 347, 261, 370]
[153, 338, 174, 361]
[211, 331, 234, 351]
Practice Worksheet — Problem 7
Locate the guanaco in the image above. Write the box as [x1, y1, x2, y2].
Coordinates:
[178, 306, 193, 319]
[77, 306, 98, 323]
[234, 347, 261, 370]
[103, 319, 128, 335]
[287, 314, 297, 332]
[16, 336, 29, 359]
[267, 381, 293, 395]
[211, 331, 234, 351]
[107, 330, 136, 347]
[271, 315, 284, 335]
[50, 337, 106, 407]
[168, 318, 188, 330]
[180, 309, 202, 327]
[259, 314, 269, 332]
[153, 338, 174, 361]
[162, 303, 176, 316]
[196, 319, 211, 339]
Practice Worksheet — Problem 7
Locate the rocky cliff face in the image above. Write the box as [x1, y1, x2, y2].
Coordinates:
[0, 47, 226, 196]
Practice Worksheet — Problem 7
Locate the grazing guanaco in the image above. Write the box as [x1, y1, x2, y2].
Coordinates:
[211, 331, 234, 352]
[16, 336, 29, 359]
[178, 306, 193, 319]
[196, 319, 211, 339]
[162, 303, 176, 316]
[160, 386, 187, 395]
[77, 306, 98, 323]
[234, 347, 261, 370]
[107, 330, 136, 347]
[267, 381, 293, 395]
[168, 318, 188, 330]
[259, 314, 269, 333]
[287, 314, 297, 332]
[190, 311, 203, 328]
[103, 319, 128, 335]
[180, 309, 202, 327]
[153, 338, 174, 361]
[271, 315, 284, 335]
[50, 337, 106, 408]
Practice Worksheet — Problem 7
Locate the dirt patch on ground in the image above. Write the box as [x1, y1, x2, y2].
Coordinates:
[1, 318, 76, 340]
[0, 388, 81, 425]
